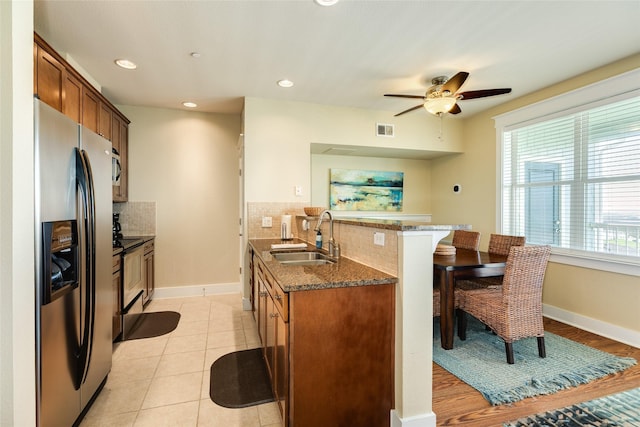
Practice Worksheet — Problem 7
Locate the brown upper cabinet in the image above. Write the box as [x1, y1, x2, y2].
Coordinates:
[34, 33, 130, 202]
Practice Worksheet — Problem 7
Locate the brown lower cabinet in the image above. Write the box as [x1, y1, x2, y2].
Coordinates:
[112, 252, 122, 341]
[253, 256, 395, 427]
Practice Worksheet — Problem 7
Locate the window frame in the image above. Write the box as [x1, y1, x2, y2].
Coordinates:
[494, 68, 640, 277]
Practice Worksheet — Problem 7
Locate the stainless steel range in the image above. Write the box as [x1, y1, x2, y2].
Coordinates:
[114, 237, 145, 339]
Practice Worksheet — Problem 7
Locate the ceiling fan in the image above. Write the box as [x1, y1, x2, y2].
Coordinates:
[385, 71, 512, 117]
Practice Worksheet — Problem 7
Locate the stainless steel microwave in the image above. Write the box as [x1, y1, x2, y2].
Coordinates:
[112, 147, 121, 187]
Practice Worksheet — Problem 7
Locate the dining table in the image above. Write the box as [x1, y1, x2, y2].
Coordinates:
[433, 248, 508, 350]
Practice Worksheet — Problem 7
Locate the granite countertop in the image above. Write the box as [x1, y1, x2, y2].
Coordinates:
[249, 238, 397, 292]
[334, 217, 471, 231]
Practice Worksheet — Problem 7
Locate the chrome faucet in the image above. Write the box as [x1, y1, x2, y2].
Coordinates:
[314, 210, 339, 258]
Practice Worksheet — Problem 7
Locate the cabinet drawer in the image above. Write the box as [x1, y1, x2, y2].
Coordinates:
[273, 284, 289, 322]
[143, 239, 154, 254]
[112, 254, 121, 273]
[264, 271, 288, 322]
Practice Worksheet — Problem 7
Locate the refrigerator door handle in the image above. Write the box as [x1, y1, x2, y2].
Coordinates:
[75, 148, 97, 384]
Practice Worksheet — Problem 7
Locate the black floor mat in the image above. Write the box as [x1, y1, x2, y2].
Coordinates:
[210, 348, 275, 408]
[124, 311, 180, 340]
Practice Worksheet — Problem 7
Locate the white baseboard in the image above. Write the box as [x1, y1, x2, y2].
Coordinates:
[153, 282, 241, 299]
[390, 410, 436, 427]
[543, 304, 640, 348]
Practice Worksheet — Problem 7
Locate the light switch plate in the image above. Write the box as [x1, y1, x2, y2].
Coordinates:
[374, 232, 385, 246]
[262, 216, 272, 228]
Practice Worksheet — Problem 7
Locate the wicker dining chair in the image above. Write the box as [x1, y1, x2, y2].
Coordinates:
[451, 230, 481, 251]
[456, 233, 525, 291]
[457, 245, 551, 364]
[433, 230, 481, 316]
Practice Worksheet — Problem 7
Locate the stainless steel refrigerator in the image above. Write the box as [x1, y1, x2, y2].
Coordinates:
[34, 99, 112, 427]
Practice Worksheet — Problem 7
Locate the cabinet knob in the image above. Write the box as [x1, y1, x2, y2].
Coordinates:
[270, 312, 279, 318]
[259, 291, 267, 297]
[275, 294, 283, 300]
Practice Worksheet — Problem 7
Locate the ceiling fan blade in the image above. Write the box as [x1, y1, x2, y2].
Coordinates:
[441, 71, 469, 95]
[449, 104, 462, 115]
[394, 104, 424, 117]
[384, 94, 425, 100]
[457, 88, 512, 100]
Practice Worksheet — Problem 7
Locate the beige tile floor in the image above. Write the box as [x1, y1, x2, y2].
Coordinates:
[80, 293, 282, 427]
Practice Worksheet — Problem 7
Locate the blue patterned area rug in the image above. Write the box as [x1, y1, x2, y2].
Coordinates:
[504, 387, 640, 426]
[433, 317, 636, 406]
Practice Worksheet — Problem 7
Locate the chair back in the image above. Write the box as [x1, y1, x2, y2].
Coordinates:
[501, 245, 551, 306]
[488, 234, 525, 256]
[452, 230, 481, 251]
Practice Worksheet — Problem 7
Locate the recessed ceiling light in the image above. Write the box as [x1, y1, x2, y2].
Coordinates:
[190, 52, 201, 58]
[182, 102, 198, 108]
[114, 59, 137, 70]
[314, 0, 339, 6]
[277, 79, 294, 88]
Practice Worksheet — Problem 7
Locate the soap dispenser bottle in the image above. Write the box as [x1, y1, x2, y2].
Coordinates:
[315, 230, 322, 249]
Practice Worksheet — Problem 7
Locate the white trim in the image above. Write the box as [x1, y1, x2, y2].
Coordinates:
[550, 253, 640, 277]
[152, 282, 241, 299]
[494, 68, 640, 129]
[543, 304, 640, 349]
[390, 410, 437, 427]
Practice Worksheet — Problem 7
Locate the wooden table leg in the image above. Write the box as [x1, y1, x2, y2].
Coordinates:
[439, 269, 455, 350]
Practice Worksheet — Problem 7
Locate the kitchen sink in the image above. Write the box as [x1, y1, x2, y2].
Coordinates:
[271, 251, 336, 266]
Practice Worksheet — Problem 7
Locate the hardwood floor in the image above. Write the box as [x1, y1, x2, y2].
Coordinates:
[432, 317, 640, 426]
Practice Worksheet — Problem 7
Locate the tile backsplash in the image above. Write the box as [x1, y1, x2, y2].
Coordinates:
[247, 202, 308, 239]
[114, 201, 156, 235]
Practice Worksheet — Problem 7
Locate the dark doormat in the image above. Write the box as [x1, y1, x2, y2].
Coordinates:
[124, 311, 181, 340]
[210, 348, 275, 408]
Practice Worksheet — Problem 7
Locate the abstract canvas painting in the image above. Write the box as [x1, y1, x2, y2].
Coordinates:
[330, 169, 404, 211]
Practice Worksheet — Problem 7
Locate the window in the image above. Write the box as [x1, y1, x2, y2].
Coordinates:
[495, 69, 640, 272]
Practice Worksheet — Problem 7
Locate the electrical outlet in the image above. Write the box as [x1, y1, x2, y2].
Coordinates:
[294, 185, 303, 196]
[261, 216, 272, 227]
[374, 232, 385, 246]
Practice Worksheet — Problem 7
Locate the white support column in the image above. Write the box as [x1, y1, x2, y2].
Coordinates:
[391, 230, 449, 427]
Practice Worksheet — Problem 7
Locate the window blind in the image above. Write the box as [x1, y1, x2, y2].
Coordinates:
[502, 96, 640, 262]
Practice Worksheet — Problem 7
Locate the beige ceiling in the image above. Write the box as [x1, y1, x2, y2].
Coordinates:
[34, 0, 640, 118]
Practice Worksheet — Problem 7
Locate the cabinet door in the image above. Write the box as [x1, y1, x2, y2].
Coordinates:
[35, 45, 64, 112]
[275, 310, 288, 425]
[99, 103, 112, 141]
[82, 89, 100, 133]
[63, 72, 82, 123]
[266, 294, 277, 382]
[112, 117, 128, 202]
[251, 253, 257, 321]
[112, 269, 122, 341]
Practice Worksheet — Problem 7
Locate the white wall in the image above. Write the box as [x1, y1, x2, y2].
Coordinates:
[243, 97, 463, 205]
[117, 105, 242, 291]
[311, 154, 432, 213]
[0, 1, 36, 425]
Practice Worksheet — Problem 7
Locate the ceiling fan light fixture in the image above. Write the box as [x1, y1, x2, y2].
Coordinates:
[424, 97, 457, 116]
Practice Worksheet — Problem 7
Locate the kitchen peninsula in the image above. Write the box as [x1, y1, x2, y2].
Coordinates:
[249, 238, 396, 427]
[249, 217, 468, 427]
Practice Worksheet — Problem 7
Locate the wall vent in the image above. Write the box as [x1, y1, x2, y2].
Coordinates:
[376, 123, 394, 137]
